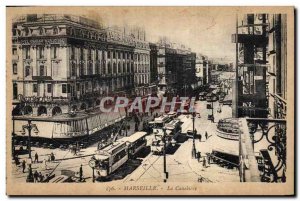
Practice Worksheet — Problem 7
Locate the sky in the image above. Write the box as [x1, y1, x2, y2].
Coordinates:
[80, 7, 237, 61]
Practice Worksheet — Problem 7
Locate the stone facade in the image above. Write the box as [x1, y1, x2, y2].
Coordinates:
[11, 14, 147, 116]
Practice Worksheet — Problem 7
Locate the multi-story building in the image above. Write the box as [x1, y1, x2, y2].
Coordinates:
[230, 13, 288, 183]
[11, 14, 137, 117]
[195, 54, 211, 87]
[195, 54, 204, 87]
[232, 14, 269, 118]
[156, 41, 196, 96]
[267, 14, 287, 119]
[149, 43, 158, 84]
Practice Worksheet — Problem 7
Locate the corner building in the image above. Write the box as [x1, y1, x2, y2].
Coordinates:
[12, 14, 136, 116]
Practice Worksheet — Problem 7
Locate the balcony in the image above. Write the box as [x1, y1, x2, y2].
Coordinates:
[239, 118, 286, 182]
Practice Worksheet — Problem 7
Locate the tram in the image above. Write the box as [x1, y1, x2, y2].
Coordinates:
[93, 140, 128, 177]
[92, 131, 148, 177]
[122, 131, 147, 158]
[199, 92, 207, 101]
[148, 114, 171, 129]
[164, 119, 182, 140]
[150, 119, 182, 155]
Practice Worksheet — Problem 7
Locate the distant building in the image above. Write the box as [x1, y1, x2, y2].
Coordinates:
[149, 43, 158, 84]
[156, 41, 196, 96]
[195, 55, 204, 87]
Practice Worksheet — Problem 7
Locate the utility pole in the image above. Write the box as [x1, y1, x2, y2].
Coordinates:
[162, 127, 168, 182]
[191, 112, 196, 158]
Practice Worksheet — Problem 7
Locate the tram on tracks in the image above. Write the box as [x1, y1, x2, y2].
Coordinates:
[150, 119, 182, 155]
[122, 131, 147, 158]
[92, 131, 148, 177]
[148, 114, 172, 129]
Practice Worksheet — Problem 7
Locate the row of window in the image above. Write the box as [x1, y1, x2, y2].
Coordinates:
[13, 63, 150, 77]
[70, 47, 134, 61]
[13, 26, 60, 37]
[30, 79, 134, 94]
[13, 64, 47, 76]
[18, 47, 149, 61]
[21, 46, 59, 59]
[31, 83, 52, 93]
[14, 46, 151, 63]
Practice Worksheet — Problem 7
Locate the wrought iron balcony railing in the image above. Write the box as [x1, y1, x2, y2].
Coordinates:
[239, 118, 287, 183]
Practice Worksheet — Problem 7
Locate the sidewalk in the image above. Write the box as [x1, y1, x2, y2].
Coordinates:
[186, 139, 240, 182]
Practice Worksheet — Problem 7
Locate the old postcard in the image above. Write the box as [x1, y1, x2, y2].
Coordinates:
[6, 6, 295, 196]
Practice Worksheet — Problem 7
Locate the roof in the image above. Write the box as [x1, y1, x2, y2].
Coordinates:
[154, 115, 170, 123]
[100, 141, 127, 155]
[94, 154, 109, 161]
[167, 112, 177, 115]
[165, 119, 181, 129]
[122, 132, 147, 143]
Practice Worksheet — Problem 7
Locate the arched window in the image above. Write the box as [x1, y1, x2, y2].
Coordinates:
[37, 106, 47, 116]
[80, 103, 87, 110]
[23, 106, 33, 115]
[52, 106, 62, 116]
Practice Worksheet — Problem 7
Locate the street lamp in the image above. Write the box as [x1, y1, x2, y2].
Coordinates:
[12, 115, 16, 157]
[162, 127, 176, 182]
[191, 112, 196, 159]
[21, 120, 39, 159]
[162, 127, 168, 182]
[89, 159, 96, 183]
[26, 158, 34, 183]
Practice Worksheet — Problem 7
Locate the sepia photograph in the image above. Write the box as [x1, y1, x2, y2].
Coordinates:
[5, 6, 295, 196]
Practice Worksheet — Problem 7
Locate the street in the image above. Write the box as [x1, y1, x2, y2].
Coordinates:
[11, 100, 239, 183]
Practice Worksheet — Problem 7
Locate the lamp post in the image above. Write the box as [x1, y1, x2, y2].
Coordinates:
[12, 115, 16, 157]
[26, 158, 34, 183]
[21, 120, 39, 159]
[191, 112, 196, 159]
[162, 127, 168, 182]
[162, 127, 176, 182]
[89, 160, 96, 183]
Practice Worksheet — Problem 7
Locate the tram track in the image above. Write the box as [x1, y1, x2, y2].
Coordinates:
[136, 154, 161, 181]
[123, 153, 161, 182]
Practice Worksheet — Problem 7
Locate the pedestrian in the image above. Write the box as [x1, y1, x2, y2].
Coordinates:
[14, 155, 20, 166]
[47, 154, 51, 162]
[22, 160, 26, 173]
[33, 170, 39, 183]
[50, 152, 55, 161]
[207, 154, 211, 165]
[34, 152, 39, 163]
[79, 164, 83, 182]
[197, 152, 201, 162]
[205, 131, 208, 140]
[74, 146, 77, 156]
[38, 172, 44, 182]
[199, 134, 202, 142]
[202, 157, 206, 168]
